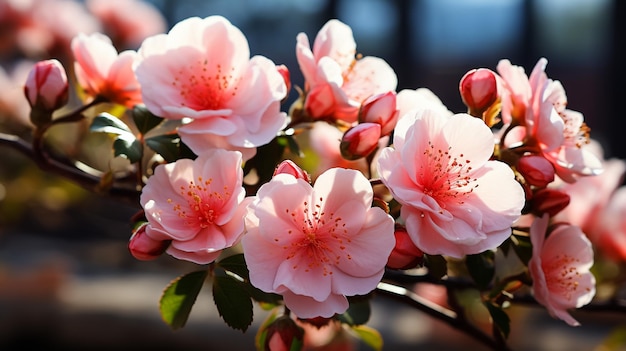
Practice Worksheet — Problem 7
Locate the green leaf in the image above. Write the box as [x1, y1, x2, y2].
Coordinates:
[132, 105, 164, 134]
[90, 112, 132, 135]
[218, 254, 282, 306]
[160, 270, 208, 330]
[511, 233, 532, 265]
[351, 325, 383, 351]
[424, 254, 447, 280]
[145, 134, 186, 163]
[466, 251, 495, 289]
[484, 301, 510, 339]
[213, 275, 254, 332]
[217, 253, 249, 280]
[337, 297, 371, 326]
[113, 134, 142, 163]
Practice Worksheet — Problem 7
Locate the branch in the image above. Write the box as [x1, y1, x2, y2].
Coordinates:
[376, 282, 509, 351]
[0, 132, 140, 203]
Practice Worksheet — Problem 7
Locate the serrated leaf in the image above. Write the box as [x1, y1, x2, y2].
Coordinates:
[160, 270, 208, 330]
[424, 254, 447, 280]
[90, 112, 132, 135]
[484, 302, 511, 339]
[213, 275, 254, 332]
[217, 253, 249, 280]
[113, 134, 142, 163]
[337, 297, 371, 326]
[132, 105, 164, 134]
[466, 251, 495, 289]
[351, 325, 383, 351]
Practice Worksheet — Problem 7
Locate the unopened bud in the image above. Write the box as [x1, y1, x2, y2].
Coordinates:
[274, 160, 311, 183]
[517, 155, 555, 188]
[24, 59, 69, 126]
[340, 122, 381, 160]
[387, 226, 423, 270]
[128, 223, 169, 260]
[531, 188, 570, 217]
[459, 68, 499, 117]
[359, 91, 399, 136]
[260, 315, 304, 351]
[276, 64, 291, 99]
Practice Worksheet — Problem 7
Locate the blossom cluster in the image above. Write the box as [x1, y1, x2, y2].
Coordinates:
[12, 6, 626, 350]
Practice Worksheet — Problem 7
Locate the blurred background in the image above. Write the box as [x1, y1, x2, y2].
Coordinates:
[0, 0, 624, 350]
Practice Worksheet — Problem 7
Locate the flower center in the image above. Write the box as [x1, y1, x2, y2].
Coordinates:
[168, 176, 230, 229]
[279, 197, 352, 276]
[173, 61, 239, 110]
[420, 141, 478, 206]
[560, 111, 590, 149]
[544, 253, 587, 301]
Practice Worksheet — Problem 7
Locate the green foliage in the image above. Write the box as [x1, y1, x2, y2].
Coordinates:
[131, 105, 164, 135]
[159, 270, 209, 330]
[217, 254, 282, 306]
[145, 134, 196, 162]
[212, 273, 254, 332]
[424, 254, 448, 280]
[90, 112, 142, 163]
[484, 301, 511, 339]
[351, 325, 383, 351]
[466, 251, 496, 289]
[337, 297, 371, 326]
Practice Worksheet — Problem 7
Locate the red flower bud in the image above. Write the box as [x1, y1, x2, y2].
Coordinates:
[24, 59, 69, 113]
[260, 315, 304, 351]
[517, 155, 555, 188]
[531, 188, 570, 217]
[276, 64, 291, 100]
[128, 223, 169, 260]
[459, 68, 499, 116]
[359, 91, 398, 136]
[274, 160, 311, 183]
[339, 122, 381, 160]
[387, 226, 423, 270]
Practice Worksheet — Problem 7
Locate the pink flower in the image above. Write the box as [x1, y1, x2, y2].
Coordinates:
[0, 60, 34, 127]
[86, 0, 167, 49]
[274, 160, 311, 183]
[528, 214, 596, 326]
[377, 109, 525, 258]
[597, 187, 626, 261]
[517, 155, 555, 188]
[242, 168, 395, 318]
[497, 58, 602, 182]
[139, 149, 249, 264]
[24, 59, 68, 112]
[307, 121, 369, 179]
[135, 16, 287, 160]
[128, 222, 169, 261]
[387, 226, 423, 270]
[71, 32, 142, 108]
[296, 19, 397, 123]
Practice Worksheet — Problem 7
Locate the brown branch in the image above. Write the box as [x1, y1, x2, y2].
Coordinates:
[376, 282, 508, 351]
[0, 132, 140, 204]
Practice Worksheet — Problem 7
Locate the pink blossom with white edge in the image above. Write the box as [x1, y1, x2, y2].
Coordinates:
[242, 167, 395, 318]
[296, 19, 397, 123]
[135, 16, 287, 160]
[528, 214, 596, 326]
[377, 109, 525, 258]
[140, 149, 249, 264]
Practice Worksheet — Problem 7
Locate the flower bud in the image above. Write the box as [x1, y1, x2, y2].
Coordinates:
[276, 64, 291, 98]
[274, 160, 311, 183]
[128, 223, 169, 260]
[358, 91, 398, 136]
[531, 188, 571, 217]
[339, 122, 381, 160]
[260, 315, 304, 351]
[24, 59, 69, 125]
[387, 226, 423, 270]
[459, 68, 499, 117]
[517, 155, 555, 188]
